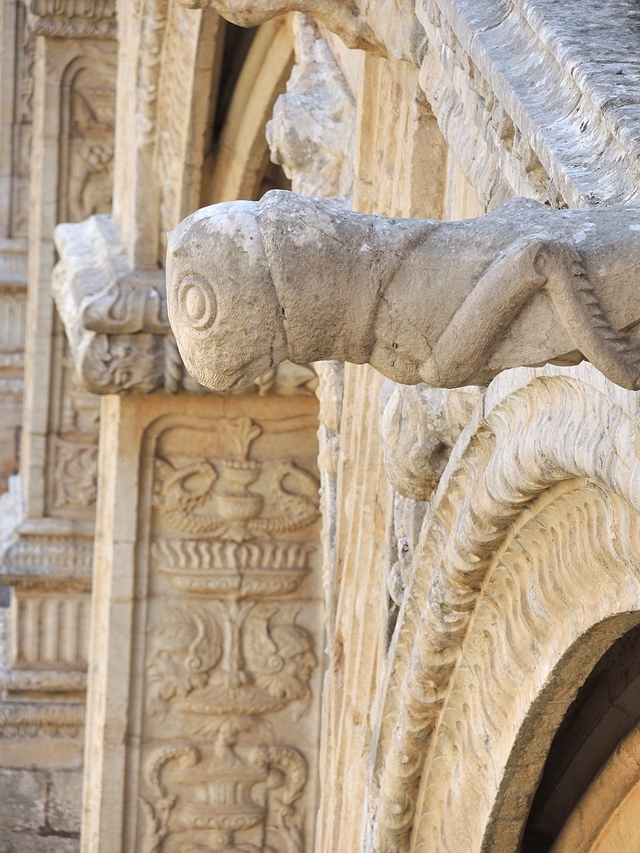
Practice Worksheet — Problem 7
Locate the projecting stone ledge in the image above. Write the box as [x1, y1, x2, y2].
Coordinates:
[167, 190, 640, 393]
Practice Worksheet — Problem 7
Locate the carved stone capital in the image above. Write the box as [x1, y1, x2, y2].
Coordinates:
[168, 190, 640, 394]
[26, 0, 117, 39]
[53, 214, 317, 395]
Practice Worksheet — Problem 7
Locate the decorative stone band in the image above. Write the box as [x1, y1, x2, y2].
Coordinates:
[52, 214, 317, 396]
[0, 669, 87, 695]
[167, 190, 640, 394]
[153, 538, 315, 598]
[1, 535, 94, 579]
[26, 0, 117, 39]
[0, 701, 85, 736]
[369, 364, 640, 853]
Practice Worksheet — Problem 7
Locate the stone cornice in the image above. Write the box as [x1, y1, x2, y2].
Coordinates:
[415, 0, 640, 208]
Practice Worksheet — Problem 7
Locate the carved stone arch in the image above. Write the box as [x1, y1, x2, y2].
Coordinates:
[412, 481, 640, 853]
[206, 14, 295, 204]
[368, 366, 640, 853]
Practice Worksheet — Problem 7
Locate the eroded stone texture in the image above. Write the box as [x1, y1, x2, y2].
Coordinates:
[379, 381, 482, 501]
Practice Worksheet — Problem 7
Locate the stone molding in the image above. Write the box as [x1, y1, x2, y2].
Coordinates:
[415, 0, 640, 209]
[0, 668, 87, 695]
[26, 0, 117, 39]
[0, 701, 85, 735]
[369, 364, 640, 852]
[1, 534, 93, 578]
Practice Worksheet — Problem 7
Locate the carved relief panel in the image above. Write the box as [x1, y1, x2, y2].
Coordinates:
[58, 58, 116, 223]
[129, 398, 323, 853]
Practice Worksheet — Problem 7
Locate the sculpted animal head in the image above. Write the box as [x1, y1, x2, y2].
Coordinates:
[167, 201, 288, 391]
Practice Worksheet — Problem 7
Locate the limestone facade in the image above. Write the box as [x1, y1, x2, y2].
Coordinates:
[4, 1, 640, 853]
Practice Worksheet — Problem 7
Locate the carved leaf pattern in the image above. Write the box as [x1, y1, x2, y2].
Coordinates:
[148, 605, 223, 710]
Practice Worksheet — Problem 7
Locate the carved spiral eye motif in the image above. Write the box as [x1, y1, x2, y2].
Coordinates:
[177, 274, 216, 331]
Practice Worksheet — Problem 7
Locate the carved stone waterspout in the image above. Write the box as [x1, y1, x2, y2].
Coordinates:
[167, 191, 640, 392]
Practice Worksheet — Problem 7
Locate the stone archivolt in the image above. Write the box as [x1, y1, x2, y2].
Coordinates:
[367, 365, 640, 853]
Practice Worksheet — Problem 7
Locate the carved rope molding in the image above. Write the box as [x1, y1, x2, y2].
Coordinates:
[26, 0, 117, 39]
[369, 365, 640, 853]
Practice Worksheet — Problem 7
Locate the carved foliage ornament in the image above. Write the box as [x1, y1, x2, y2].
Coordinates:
[142, 727, 307, 853]
[167, 191, 640, 394]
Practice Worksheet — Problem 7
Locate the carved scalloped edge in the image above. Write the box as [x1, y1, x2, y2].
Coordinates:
[370, 364, 640, 852]
[0, 701, 85, 736]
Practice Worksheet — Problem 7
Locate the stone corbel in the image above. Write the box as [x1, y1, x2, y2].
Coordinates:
[26, 0, 117, 39]
[167, 190, 640, 396]
[52, 214, 317, 395]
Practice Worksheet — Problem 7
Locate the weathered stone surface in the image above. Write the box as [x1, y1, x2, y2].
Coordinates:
[168, 190, 640, 393]
[0, 768, 46, 831]
[267, 15, 355, 205]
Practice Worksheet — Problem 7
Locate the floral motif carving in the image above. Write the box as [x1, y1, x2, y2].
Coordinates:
[140, 411, 320, 852]
[52, 439, 99, 510]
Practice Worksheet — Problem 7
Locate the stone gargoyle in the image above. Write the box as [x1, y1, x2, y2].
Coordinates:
[167, 190, 640, 392]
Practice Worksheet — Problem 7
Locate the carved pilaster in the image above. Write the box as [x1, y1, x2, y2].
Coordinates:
[82, 393, 323, 853]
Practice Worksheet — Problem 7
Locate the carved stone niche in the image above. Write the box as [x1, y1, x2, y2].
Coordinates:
[167, 191, 640, 395]
[52, 214, 318, 396]
[85, 392, 323, 853]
